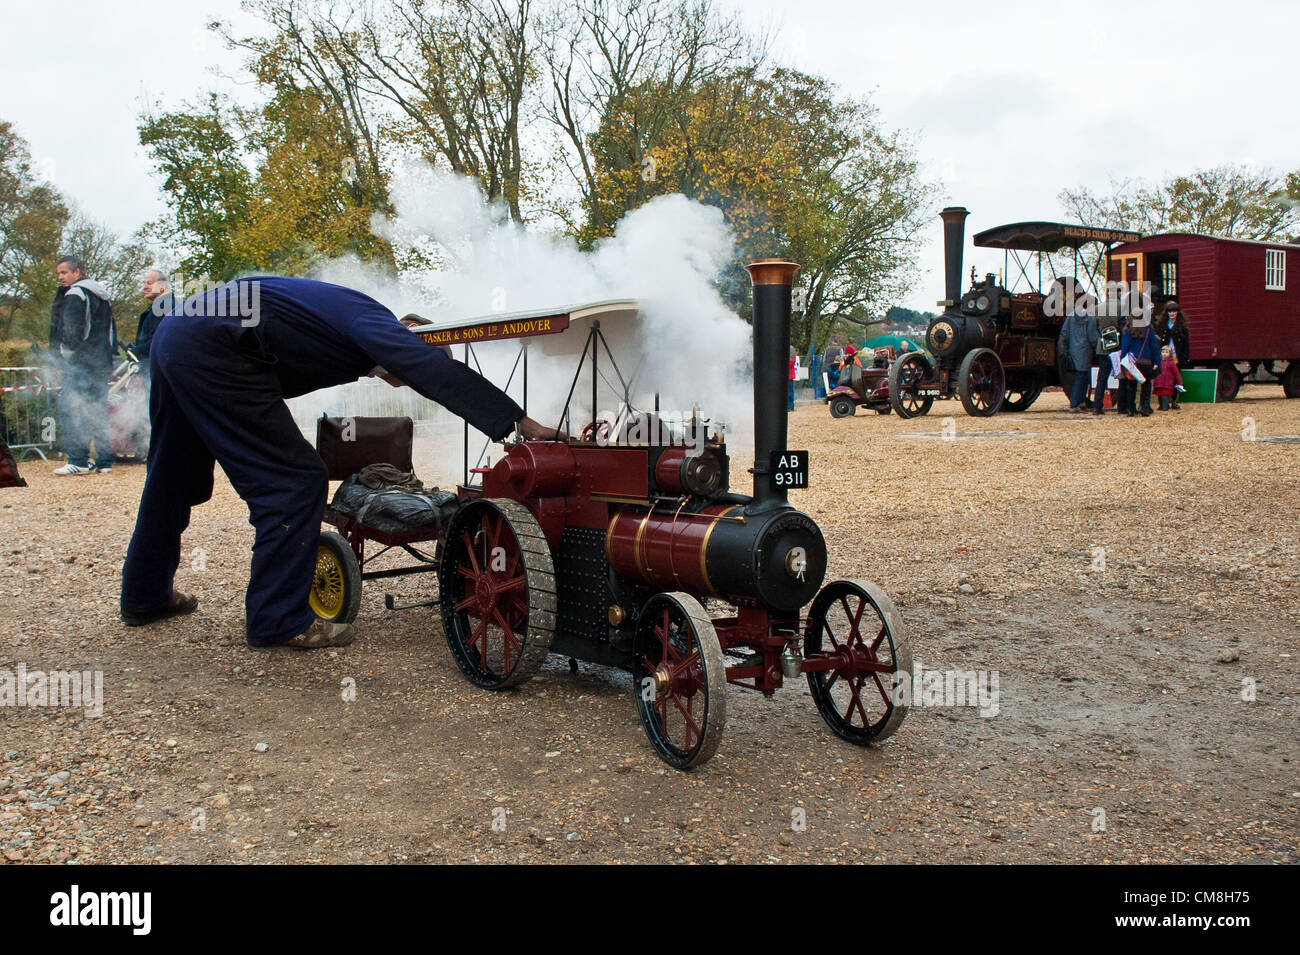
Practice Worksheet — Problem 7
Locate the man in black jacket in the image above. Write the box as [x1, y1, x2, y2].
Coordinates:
[50, 255, 117, 475]
[132, 268, 173, 365]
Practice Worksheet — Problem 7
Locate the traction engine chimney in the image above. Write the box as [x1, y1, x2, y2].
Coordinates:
[746, 258, 800, 510]
[940, 206, 970, 313]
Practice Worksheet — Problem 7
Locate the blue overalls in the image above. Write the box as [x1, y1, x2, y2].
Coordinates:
[120, 277, 525, 646]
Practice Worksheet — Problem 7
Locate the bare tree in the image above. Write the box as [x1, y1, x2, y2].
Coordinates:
[224, 0, 536, 221]
[540, 0, 759, 238]
[1060, 164, 1300, 240]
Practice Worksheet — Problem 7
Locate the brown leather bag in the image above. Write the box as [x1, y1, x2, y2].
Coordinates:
[315, 415, 414, 481]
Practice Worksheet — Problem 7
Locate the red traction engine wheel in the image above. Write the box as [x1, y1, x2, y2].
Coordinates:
[803, 579, 912, 744]
[631, 592, 727, 770]
[438, 498, 557, 689]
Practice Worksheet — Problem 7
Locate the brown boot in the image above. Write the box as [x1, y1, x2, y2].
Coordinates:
[279, 619, 355, 649]
[122, 592, 199, 627]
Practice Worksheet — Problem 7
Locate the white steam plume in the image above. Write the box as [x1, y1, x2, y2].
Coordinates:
[289, 162, 755, 486]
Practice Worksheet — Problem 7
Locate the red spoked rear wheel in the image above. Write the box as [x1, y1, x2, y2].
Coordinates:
[804, 579, 912, 745]
[439, 499, 556, 689]
[632, 592, 727, 770]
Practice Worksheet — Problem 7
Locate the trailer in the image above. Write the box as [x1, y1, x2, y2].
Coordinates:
[1106, 233, 1300, 400]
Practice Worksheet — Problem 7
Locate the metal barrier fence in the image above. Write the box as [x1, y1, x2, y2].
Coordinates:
[0, 367, 59, 460]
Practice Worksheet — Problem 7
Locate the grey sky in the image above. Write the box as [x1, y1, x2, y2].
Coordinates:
[2, 0, 1296, 312]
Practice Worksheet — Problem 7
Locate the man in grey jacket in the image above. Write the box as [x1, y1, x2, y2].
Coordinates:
[1057, 279, 1099, 412]
[49, 255, 117, 474]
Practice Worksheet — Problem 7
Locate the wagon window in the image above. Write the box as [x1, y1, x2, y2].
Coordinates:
[1265, 249, 1286, 291]
[1160, 261, 1177, 297]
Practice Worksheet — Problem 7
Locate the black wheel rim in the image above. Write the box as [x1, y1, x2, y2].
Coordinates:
[633, 597, 712, 766]
[895, 356, 932, 416]
[804, 583, 904, 742]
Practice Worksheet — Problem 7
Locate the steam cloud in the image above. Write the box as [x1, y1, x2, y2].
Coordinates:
[290, 162, 755, 486]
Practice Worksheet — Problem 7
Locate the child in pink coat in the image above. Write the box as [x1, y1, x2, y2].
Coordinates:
[1152, 345, 1183, 410]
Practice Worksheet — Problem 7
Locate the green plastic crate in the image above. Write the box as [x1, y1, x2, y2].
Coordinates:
[1180, 368, 1218, 403]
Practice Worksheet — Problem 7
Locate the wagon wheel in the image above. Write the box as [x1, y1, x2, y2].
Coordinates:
[631, 592, 727, 770]
[828, 395, 857, 418]
[957, 347, 1005, 417]
[1215, 363, 1242, 402]
[888, 352, 935, 418]
[439, 498, 556, 689]
[804, 579, 911, 745]
[309, 532, 362, 625]
[1002, 375, 1044, 412]
[1282, 362, 1300, 399]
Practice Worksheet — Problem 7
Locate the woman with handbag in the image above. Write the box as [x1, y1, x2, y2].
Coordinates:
[1118, 316, 1161, 417]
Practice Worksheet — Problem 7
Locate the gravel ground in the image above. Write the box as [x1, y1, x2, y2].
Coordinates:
[1, 386, 1296, 864]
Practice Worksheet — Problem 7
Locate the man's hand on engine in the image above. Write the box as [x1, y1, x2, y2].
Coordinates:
[516, 415, 567, 441]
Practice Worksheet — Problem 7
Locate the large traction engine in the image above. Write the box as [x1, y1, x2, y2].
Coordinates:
[437, 260, 911, 769]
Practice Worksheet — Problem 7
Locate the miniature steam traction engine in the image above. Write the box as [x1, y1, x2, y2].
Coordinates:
[433, 260, 911, 769]
[888, 208, 1141, 417]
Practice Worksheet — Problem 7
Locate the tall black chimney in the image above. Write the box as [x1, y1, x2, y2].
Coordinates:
[746, 258, 799, 509]
[940, 206, 969, 312]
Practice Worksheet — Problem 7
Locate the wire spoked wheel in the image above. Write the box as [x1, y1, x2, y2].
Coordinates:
[958, 347, 1005, 417]
[804, 579, 912, 745]
[439, 499, 556, 689]
[888, 352, 935, 418]
[631, 592, 727, 770]
[309, 532, 361, 624]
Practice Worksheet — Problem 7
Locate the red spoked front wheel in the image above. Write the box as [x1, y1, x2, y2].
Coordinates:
[632, 592, 727, 770]
[804, 579, 912, 745]
[958, 347, 1005, 417]
[439, 499, 556, 689]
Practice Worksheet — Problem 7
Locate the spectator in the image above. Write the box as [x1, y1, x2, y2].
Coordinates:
[823, 335, 843, 388]
[1057, 279, 1098, 412]
[1151, 345, 1184, 411]
[823, 335, 843, 369]
[1119, 281, 1152, 330]
[788, 345, 797, 411]
[1090, 317, 1120, 416]
[132, 268, 173, 365]
[1157, 302, 1190, 408]
[49, 255, 118, 475]
[1118, 310, 1161, 417]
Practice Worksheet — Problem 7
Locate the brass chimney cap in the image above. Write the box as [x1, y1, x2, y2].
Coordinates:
[746, 258, 800, 287]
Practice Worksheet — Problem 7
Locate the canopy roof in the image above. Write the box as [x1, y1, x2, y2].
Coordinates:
[407, 299, 640, 348]
[973, 222, 1141, 251]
